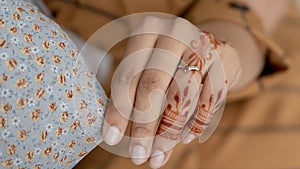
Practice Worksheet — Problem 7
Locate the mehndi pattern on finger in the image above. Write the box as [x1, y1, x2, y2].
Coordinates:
[156, 92, 190, 140]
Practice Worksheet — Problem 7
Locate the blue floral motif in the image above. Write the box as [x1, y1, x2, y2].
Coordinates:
[0, 0, 107, 168]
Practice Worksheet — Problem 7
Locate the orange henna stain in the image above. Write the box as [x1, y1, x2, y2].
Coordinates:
[190, 40, 199, 49]
[188, 53, 198, 64]
[216, 90, 223, 105]
[187, 52, 203, 74]
[174, 93, 180, 110]
[184, 86, 189, 97]
[157, 66, 200, 139]
[157, 103, 188, 140]
[174, 94, 180, 104]
[203, 31, 221, 49]
[157, 92, 190, 140]
[209, 95, 213, 105]
[188, 95, 214, 134]
[183, 100, 191, 109]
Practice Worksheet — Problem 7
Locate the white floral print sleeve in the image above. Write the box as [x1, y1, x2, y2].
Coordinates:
[0, 0, 107, 168]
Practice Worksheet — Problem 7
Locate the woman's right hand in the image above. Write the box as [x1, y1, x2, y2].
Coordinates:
[102, 16, 241, 168]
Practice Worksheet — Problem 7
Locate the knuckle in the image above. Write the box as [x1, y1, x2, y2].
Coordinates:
[140, 16, 160, 31]
[170, 18, 182, 36]
[116, 69, 136, 85]
[133, 16, 160, 35]
[173, 17, 184, 27]
[139, 74, 164, 92]
[132, 125, 154, 136]
[144, 16, 159, 24]
[171, 17, 194, 35]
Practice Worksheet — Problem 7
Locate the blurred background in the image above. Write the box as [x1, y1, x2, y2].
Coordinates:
[30, 0, 300, 168]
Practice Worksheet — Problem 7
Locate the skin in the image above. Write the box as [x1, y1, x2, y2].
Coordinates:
[101, 1, 288, 168]
[102, 16, 241, 169]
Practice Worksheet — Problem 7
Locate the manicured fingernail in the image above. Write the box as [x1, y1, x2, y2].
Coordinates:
[104, 126, 121, 145]
[182, 133, 195, 144]
[149, 149, 165, 169]
[131, 144, 147, 165]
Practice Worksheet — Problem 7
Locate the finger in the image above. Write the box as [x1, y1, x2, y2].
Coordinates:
[149, 148, 173, 169]
[181, 55, 227, 144]
[148, 50, 203, 168]
[103, 34, 158, 145]
[197, 44, 241, 143]
[129, 36, 185, 165]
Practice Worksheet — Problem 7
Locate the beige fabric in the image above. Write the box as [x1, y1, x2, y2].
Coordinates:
[45, 0, 194, 39]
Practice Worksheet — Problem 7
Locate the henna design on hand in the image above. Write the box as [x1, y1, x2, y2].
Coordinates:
[187, 95, 213, 134]
[188, 88, 225, 135]
[156, 88, 191, 140]
[156, 31, 224, 140]
[190, 31, 221, 61]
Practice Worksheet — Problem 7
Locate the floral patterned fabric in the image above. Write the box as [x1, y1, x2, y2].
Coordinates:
[0, 0, 107, 168]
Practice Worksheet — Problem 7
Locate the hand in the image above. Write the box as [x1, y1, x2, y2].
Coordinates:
[102, 16, 241, 168]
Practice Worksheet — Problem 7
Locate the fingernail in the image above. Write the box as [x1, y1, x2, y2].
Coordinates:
[131, 144, 147, 165]
[182, 133, 195, 144]
[149, 149, 165, 169]
[104, 126, 121, 145]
